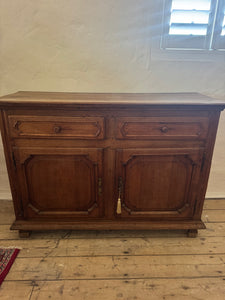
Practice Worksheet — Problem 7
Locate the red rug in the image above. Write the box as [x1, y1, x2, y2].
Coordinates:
[0, 248, 20, 285]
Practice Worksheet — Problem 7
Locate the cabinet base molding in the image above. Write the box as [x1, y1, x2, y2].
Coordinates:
[11, 220, 206, 232]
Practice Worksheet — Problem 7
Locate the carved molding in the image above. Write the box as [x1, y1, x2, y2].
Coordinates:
[20, 153, 33, 165]
[10, 119, 104, 139]
[121, 201, 190, 215]
[28, 201, 98, 216]
[119, 120, 207, 139]
[120, 152, 193, 216]
[93, 121, 102, 137]
[13, 120, 21, 130]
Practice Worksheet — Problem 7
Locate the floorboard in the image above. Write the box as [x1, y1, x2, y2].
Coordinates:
[0, 199, 225, 300]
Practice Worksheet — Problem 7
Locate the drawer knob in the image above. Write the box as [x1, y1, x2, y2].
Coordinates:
[54, 126, 62, 133]
[160, 126, 169, 133]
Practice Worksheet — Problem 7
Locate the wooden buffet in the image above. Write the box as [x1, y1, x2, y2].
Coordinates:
[0, 91, 224, 237]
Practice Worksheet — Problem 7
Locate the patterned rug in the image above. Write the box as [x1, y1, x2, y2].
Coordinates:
[0, 248, 20, 285]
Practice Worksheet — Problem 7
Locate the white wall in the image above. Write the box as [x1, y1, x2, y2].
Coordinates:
[0, 0, 225, 198]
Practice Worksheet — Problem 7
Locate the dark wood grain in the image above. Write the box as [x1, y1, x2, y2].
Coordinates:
[116, 116, 208, 140]
[8, 115, 105, 139]
[14, 147, 104, 219]
[115, 148, 203, 219]
[0, 92, 224, 237]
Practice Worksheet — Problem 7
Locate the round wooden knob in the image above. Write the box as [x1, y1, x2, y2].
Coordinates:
[160, 126, 169, 133]
[54, 126, 62, 133]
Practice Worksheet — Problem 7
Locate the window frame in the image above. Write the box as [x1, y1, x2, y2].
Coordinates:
[160, 0, 225, 51]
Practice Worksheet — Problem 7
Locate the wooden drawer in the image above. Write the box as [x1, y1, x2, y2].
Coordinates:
[116, 117, 208, 140]
[8, 115, 105, 139]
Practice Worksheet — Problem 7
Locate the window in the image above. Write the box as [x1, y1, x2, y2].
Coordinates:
[221, 11, 225, 35]
[161, 0, 225, 50]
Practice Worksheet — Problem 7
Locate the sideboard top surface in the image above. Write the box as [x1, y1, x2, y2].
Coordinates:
[0, 91, 225, 108]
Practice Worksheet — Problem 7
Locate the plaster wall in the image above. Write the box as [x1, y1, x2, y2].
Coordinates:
[0, 0, 224, 198]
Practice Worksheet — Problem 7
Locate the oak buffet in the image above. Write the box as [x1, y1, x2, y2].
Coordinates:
[0, 91, 224, 237]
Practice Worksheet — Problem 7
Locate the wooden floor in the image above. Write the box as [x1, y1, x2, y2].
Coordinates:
[0, 200, 225, 299]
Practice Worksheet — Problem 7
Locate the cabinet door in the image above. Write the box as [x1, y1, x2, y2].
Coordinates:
[13, 147, 104, 219]
[115, 148, 204, 219]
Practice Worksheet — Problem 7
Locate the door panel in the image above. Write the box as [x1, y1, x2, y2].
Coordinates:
[115, 148, 204, 219]
[14, 147, 103, 219]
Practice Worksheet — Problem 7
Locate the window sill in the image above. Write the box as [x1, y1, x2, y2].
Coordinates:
[151, 47, 225, 62]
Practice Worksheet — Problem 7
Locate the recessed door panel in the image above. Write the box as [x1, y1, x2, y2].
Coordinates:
[14, 147, 103, 219]
[115, 148, 203, 219]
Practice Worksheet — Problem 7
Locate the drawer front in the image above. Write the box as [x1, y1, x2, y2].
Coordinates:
[8, 116, 105, 139]
[116, 117, 208, 140]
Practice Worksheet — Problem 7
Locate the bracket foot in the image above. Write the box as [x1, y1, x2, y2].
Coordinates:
[19, 230, 31, 238]
[187, 229, 198, 238]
